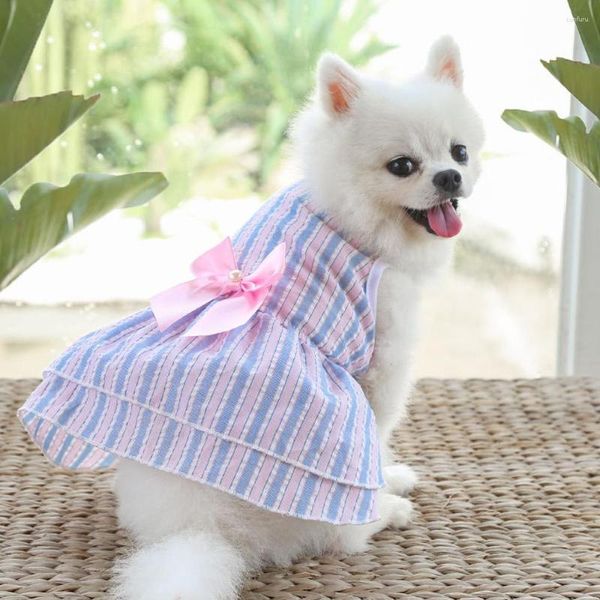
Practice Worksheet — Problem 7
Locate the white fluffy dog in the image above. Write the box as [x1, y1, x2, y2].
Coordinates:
[113, 36, 484, 599]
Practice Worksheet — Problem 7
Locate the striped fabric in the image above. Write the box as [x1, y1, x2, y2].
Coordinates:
[18, 182, 386, 524]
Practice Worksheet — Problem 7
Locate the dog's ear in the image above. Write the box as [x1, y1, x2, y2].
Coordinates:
[426, 36, 463, 89]
[317, 53, 361, 117]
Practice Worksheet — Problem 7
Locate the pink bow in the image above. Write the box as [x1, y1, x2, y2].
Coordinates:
[150, 237, 286, 337]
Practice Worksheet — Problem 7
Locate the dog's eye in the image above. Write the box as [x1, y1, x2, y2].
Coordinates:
[386, 157, 416, 177]
[451, 144, 468, 164]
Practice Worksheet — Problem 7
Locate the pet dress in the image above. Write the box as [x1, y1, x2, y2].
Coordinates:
[18, 182, 387, 524]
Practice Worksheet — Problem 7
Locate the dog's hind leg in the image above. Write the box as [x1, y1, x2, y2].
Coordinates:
[383, 463, 418, 496]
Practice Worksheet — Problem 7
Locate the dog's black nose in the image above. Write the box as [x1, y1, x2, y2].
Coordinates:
[433, 169, 462, 194]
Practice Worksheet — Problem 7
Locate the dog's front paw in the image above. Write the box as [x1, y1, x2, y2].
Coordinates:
[389, 496, 414, 529]
[384, 463, 418, 496]
[380, 493, 414, 528]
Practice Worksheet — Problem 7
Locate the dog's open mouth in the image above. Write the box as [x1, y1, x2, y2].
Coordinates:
[404, 198, 462, 238]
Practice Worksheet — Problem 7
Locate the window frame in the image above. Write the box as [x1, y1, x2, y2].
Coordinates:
[557, 31, 600, 376]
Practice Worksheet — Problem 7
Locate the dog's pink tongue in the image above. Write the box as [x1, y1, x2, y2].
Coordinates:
[427, 202, 462, 238]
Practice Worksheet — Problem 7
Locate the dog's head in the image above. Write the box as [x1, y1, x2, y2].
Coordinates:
[293, 36, 485, 272]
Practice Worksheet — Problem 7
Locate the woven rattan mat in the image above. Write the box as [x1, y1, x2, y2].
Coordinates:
[1, 378, 599, 599]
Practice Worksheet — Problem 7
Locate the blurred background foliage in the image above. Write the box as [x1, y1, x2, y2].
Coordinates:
[12, 0, 392, 235]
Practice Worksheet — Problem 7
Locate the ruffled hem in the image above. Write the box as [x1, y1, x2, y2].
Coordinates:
[18, 373, 380, 525]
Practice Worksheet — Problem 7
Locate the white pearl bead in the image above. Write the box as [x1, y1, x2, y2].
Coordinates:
[228, 269, 242, 282]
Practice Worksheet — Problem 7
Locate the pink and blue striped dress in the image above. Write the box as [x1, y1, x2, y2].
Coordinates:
[18, 182, 386, 524]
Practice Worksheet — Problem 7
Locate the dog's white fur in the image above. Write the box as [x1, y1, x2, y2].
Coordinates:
[112, 36, 484, 600]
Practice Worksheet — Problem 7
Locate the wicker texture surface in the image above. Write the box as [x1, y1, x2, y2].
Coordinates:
[1, 377, 599, 599]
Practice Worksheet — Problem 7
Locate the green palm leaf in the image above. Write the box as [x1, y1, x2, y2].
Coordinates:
[568, 0, 600, 64]
[502, 109, 600, 186]
[0, 91, 98, 185]
[542, 58, 600, 119]
[0, 0, 53, 101]
[503, 2, 600, 192]
[0, 171, 168, 290]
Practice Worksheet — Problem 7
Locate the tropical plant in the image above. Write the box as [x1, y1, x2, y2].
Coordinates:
[0, 0, 167, 291]
[502, 0, 600, 187]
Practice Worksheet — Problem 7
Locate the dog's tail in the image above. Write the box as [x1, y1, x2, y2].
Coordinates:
[112, 530, 247, 600]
